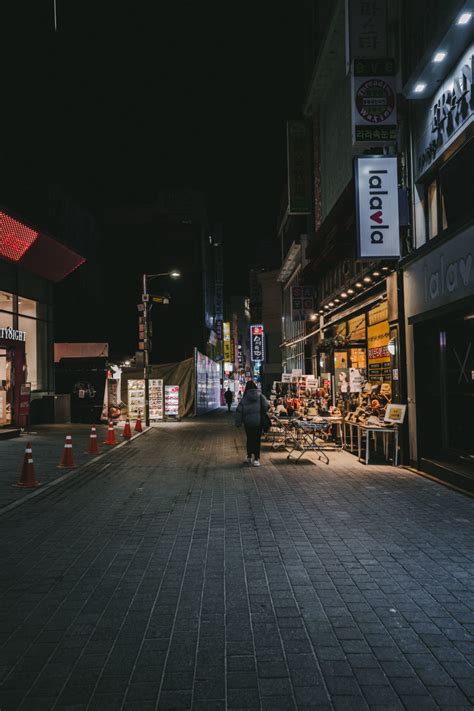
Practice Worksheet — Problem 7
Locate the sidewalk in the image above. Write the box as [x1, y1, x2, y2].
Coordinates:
[0, 422, 133, 511]
[0, 410, 473, 710]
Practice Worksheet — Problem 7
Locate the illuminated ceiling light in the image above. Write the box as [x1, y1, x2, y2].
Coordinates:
[433, 51, 446, 62]
[372, 271, 381, 276]
[310, 314, 317, 321]
[355, 282, 363, 288]
[329, 301, 335, 307]
[457, 12, 472, 24]
[382, 266, 389, 271]
[319, 309, 324, 314]
[363, 276, 372, 283]
[414, 83, 426, 93]
[334, 298, 340, 303]
[340, 292, 348, 298]
[347, 288, 355, 294]
[324, 305, 329, 310]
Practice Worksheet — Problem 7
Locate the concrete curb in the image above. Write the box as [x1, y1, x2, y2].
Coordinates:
[0, 427, 151, 517]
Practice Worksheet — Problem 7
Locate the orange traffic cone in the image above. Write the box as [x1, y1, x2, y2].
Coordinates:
[134, 417, 143, 433]
[86, 426, 100, 454]
[104, 420, 118, 445]
[57, 434, 76, 469]
[122, 418, 132, 439]
[14, 443, 41, 488]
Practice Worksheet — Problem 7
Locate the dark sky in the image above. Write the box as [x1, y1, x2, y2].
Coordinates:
[5, 1, 306, 277]
[3, 1, 310, 357]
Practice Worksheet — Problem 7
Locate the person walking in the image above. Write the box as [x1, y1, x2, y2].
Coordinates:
[224, 387, 234, 412]
[235, 381, 270, 467]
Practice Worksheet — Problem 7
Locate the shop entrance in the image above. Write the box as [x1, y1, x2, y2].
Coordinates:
[0, 348, 13, 425]
[415, 307, 474, 468]
[0, 340, 26, 428]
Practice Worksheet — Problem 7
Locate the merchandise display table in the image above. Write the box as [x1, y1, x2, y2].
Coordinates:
[286, 421, 331, 465]
[357, 423, 399, 465]
[343, 420, 359, 453]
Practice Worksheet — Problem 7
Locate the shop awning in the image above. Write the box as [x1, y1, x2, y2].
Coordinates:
[0, 209, 86, 282]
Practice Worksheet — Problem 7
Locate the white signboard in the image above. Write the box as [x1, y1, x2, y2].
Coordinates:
[348, 0, 387, 63]
[149, 379, 163, 421]
[384, 403, 406, 424]
[291, 369, 303, 377]
[165, 385, 179, 417]
[281, 373, 292, 383]
[355, 156, 400, 259]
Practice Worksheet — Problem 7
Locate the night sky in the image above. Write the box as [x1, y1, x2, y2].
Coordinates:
[3, 1, 308, 351]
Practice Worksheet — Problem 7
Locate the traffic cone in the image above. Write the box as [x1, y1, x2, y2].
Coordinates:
[14, 443, 41, 488]
[86, 426, 100, 454]
[134, 417, 143, 433]
[57, 434, 76, 469]
[104, 420, 118, 445]
[122, 418, 132, 439]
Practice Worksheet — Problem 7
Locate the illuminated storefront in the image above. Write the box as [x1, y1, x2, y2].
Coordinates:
[0, 209, 85, 427]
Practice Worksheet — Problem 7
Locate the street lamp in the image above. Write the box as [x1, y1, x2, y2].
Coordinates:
[141, 270, 181, 426]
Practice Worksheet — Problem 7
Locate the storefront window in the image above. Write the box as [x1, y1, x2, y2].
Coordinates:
[427, 179, 438, 239]
[0, 291, 14, 312]
[0, 311, 13, 329]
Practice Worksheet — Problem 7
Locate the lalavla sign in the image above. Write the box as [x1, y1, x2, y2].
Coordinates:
[404, 224, 474, 319]
[355, 156, 400, 259]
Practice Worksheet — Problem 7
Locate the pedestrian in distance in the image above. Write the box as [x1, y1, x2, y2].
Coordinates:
[224, 387, 234, 412]
[235, 380, 270, 467]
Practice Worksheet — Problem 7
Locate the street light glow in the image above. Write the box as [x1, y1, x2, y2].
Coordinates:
[170, 271, 181, 278]
[457, 12, 472, 24]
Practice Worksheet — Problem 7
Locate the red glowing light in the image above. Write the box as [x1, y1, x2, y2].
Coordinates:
[0, 212, 38, 262]
[0, 210, 86, 282]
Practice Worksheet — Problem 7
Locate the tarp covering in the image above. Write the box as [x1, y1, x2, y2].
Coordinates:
[121, 357, 195, 419]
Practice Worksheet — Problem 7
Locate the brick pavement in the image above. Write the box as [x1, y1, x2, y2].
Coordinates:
[0, 423, 131, 511]
[0, 410, 473, 710]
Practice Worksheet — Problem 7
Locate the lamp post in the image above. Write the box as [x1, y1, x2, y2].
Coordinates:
[141, 271, 181, 426]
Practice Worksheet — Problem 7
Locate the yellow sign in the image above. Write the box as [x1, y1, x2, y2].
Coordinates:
[367, 320, 390, 364]
[348, 315, 366, 340]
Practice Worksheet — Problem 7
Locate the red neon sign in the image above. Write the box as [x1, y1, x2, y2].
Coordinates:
[0, 210, 86, 282]
[0, 212, 38, 263]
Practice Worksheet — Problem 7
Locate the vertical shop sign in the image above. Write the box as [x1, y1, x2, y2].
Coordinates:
[215, 319, 223, 341]
[291, 286, 314, 321]
[351, 58, 397, 144]
[19, 383, 31, 416]
[223, 321, 232, 361]
[149, 379, 163, 421]
[347, 0, 387, 64]
[355, 156, 400, 259]
[287, 121, 311, 214]
[250, 324, 265, 362]
[367, 320, 391, 381]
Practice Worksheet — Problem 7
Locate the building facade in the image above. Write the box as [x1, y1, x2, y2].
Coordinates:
[400, 0, 474, 486]
[0, 209, 85, 427]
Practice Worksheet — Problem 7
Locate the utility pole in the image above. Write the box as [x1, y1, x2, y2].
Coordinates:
[142, 273, 150, 427]
[140, 271, 180, 427]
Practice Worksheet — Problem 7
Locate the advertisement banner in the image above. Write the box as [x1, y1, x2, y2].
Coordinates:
[352, 58, 397, 144]
[250, 324, 265, 362]
[367, 320, 391, 381]
[287, 120, 312, 214]
[164, 385, 179, 417]
[291, 285, 314, 321]
[355, 156, 400, 259]
[149, 379, 163, 421]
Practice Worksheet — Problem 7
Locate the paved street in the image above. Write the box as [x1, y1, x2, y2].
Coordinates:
[0, 424, 135, 512]
[0, 410, 473, 711]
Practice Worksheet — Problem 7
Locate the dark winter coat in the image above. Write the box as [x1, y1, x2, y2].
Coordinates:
[235, 388, 270, 428]
[224, 390, 233, 404]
